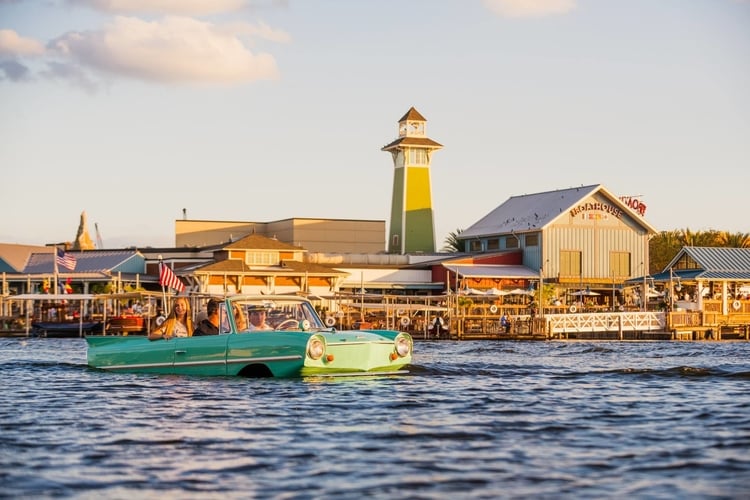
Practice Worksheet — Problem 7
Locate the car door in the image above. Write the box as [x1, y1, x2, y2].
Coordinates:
[173, 335, 230, 376]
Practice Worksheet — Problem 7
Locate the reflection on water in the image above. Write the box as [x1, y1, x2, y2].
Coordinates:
[1, 338, 749, 498]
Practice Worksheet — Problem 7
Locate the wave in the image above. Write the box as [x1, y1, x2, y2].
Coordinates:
[578, 365, 750, 379]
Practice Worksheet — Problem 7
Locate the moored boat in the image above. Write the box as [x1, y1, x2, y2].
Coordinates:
[32, 320, 103, 337]
[11, 293, 100, 337]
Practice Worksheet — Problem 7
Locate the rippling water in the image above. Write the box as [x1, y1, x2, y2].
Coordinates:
[1, 338, 749, 499]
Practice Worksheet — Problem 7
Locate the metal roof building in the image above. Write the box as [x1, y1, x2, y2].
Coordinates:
[458, 184, 658, 296]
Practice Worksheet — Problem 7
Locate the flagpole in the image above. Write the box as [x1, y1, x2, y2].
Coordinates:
[158, 255, 167, 314]
[53, 247, 59, 297]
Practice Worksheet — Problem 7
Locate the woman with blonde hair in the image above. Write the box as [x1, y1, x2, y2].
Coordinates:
[234, 305, 248, 332]
[149, 296, 194, 340]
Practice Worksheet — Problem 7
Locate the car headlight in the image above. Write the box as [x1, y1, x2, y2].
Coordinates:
[395, 336, 412, 357]
[307, 337, 325, 360]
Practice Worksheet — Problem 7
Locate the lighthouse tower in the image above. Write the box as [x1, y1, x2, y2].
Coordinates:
[381, 107, 443, 254]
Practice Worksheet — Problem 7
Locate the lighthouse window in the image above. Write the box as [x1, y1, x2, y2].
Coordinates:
[408, 149, 428, 165]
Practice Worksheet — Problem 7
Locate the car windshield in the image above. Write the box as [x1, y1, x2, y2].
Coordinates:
[218, 297, 326, 333]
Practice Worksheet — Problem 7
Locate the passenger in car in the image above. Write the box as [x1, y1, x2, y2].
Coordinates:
[247, 306, 273, 331]
[149, 297, 193, 340]
[194, 299, 220, 336]
[234, 305, 249, 331]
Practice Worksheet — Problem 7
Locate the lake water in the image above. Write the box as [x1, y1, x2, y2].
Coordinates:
[1, 338, 749, 499]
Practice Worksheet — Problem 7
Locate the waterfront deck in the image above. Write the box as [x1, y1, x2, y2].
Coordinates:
[409, 302, 750, 341]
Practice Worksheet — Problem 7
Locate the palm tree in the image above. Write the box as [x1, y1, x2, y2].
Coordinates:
[650, 228, 748, 272]
[650, 230, 682, 274]
[719, 231, 750, 248]
[677, 228, 721, 247]
[442, 229, 464, 253]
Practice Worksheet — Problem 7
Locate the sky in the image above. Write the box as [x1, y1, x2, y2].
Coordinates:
[1, 0, 748, 250]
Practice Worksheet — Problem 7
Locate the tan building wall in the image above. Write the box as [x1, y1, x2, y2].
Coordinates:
[175, 218, 385, 254]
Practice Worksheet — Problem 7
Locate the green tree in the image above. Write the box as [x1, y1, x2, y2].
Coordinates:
[649, 230, 682, 274]
[442, 229, 464, 253]
[677, 228, 721, 247]
[719, 231, 750, 248]
[650, 228, 747, 273]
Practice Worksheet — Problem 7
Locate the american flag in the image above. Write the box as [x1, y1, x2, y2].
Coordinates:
[159, 261, 185, 293]
[56, 248, 77, 271]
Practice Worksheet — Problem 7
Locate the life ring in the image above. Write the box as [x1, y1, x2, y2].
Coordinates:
[489, 305, 498, 314]
[400, 316, 411, 327]
[324, 317, 336, 327]
[156, 315, 166, 326]
[732, 300, 742, 311]
[569, 305, 577, 313]
[618, 305, 624, 312]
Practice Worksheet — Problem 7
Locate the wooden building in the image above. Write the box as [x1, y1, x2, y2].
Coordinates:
[457, 184, 658, 308]
[648, 246, 750, 339]
[187, 234, 348, 297]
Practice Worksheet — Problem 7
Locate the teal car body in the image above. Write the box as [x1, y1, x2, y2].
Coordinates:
[86, 295, 413, 378]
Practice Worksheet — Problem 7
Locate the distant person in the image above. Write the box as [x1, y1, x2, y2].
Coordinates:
[149, 297, 193, 340]
[429, 315, 447, 339]
[247, 307, 273, 331]
[500, 313, 511, 333]
[194, 299, 220, 336]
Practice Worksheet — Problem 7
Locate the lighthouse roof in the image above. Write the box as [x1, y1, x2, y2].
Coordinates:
[381, 136, 443, 151]
[398, 107, 427, 122]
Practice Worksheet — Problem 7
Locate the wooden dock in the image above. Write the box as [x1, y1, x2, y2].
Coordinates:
[411, 309, 750, 341]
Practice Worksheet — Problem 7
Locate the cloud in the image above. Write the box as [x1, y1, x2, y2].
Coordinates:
[225, 20, 292, 44]
[46, 16, 283, 84]
[0, 29, 45, 56]
[69, 0, 247, 16]
[0, 59, 31, 81]
[482, 0, 576, 18]
[40, 60, 100, 93]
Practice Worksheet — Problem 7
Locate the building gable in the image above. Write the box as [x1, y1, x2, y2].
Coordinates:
[460, 184, 657, 240]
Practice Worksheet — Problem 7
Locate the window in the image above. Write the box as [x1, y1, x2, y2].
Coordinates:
[560, 251, 582, 278]
[609, 252, 631, 278]
[246, 252, 276, 266]
[408, 149, 428, 165]
[506, 235, 519, 249]
[487, 239, 500, 251]
[470, 240, 482, 252]
[525, 233, 539, 246]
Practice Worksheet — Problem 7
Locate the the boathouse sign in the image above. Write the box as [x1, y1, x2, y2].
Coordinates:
[570, 197, 648, 220]
[570, 202, 623, 220]
[619, 196, 647, 216]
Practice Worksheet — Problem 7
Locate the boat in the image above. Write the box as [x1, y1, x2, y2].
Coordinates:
[86, 295, 413, 378]
[96, 292, 163, 336]
[11, 293, 102, 337]
[32, 320, 103, 337]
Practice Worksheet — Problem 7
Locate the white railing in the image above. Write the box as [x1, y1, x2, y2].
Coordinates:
[544, 312, 665, 334]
